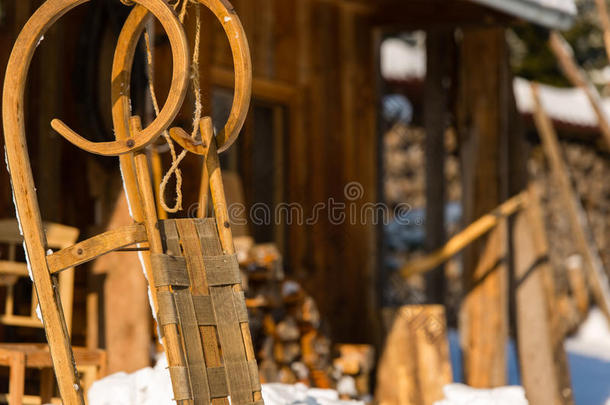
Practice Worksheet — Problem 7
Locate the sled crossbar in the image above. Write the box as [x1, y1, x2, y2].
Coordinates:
[48, 223, 148, 274]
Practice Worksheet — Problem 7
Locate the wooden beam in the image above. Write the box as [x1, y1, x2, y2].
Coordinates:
[47, 223, 148, 274]
[531, 83, 610, 321]
[423, 28, 454, 303]
[369, 0, 515, 28]
[400, 192, 527, 279]
[514, 183, 574, 405]
[457, 27, 509, 388]
[210, 66, 297, 104]
[549, 31, 610, 149]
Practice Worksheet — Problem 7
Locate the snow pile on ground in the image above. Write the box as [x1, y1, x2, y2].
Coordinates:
[433, 384, 528, 405]
[262, 383, 363, 405]
[88, 355, 363, 405]
[565, 307, 610, 362]
[88, 354, 173, 405]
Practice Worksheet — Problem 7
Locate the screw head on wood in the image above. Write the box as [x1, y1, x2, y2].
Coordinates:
[224, 221, 230, 228]
[126, 139, 135, 148]
[77, 248, 84, 255]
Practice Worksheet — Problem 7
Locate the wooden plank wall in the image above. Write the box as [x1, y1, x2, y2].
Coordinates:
[208, 0, 380, 344]
[0, 0, 381, 360]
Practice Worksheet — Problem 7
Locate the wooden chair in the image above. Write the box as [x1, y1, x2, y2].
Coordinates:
[0, 219, 106, 405]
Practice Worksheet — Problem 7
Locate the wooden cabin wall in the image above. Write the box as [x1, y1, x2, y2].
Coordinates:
[206, 0, 381, 345]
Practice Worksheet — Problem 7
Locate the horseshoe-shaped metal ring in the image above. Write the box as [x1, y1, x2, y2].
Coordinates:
[21, 0, 189, 157]
[112, 0, 252, 155]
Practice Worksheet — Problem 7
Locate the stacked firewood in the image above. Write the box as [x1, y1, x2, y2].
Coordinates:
[235, 237, 374, 401]
[531, 141, 610, 284]
[383, 123, 461, 208]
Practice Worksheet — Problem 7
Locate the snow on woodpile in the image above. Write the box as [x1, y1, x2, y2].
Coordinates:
[514, 77, 610, 129]
[534, 0, 577, 14]
[382, 39, 610, 131]
[433, 384, 529, 405]
[88, 354, 365, 405]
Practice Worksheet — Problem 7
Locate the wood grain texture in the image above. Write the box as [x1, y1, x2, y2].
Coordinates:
[50, 0, 189, 156]
[457, 27, 509, 388]
[114, 0, 251, 155]
[47, 223, 148, 273]
[201, 116, 262, 403]
[376, 306, 452, 405]
[176, 219, 230, 405]
[514, 184, 573, 405]
[130, 118, 190, 405]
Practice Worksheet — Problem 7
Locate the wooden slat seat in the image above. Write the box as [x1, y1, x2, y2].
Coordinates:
[0, 219, 106, 405]
[0, 344, 106, 369]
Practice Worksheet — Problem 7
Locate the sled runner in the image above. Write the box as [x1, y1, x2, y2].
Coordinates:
[2, 0, 261, 404]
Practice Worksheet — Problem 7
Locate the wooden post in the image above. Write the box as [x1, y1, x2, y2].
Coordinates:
[457, 27, 509, 388]
[423, 29, 454, 304]
[375, 305, 452, 405]
[514, 183, 573, 405]
[531, 83, 610, 320]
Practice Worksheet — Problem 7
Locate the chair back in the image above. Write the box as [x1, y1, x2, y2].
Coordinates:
[0, 219, 79, 333]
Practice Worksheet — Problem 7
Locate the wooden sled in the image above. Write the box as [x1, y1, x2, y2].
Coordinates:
[107, 1, 261, 404]
[3, 0, 261, 404]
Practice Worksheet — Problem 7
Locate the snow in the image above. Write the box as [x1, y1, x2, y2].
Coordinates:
[433, 384, 528, 405]
[528, 0, 576, 14]
[88, 354, 173, 405]
[381, 38, 610, 131]
[565, 308, 610, 362]
[261, 384, 363, 405]
[381, 37, 425, 82]
[513, 77, 610, 129]
[88, 354, 364, 405]
[89, 309, 610, 405]
[564, 307, 610, 404]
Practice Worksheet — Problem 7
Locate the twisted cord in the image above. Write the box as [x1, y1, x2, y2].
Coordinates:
[144, 0, 204, 213]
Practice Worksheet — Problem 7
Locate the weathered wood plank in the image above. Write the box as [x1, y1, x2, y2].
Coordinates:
[376, 306, 452, 405]
[514, 184, 573, 405]
[457, 27, 509, 388]
[47, 224, 148, 273]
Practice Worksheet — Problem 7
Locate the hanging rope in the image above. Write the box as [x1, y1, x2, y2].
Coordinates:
[144, 0, 204, 213]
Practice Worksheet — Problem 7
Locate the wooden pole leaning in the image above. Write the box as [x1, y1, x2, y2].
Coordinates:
[549, 31, 610, 150]
[399, 191, 528, 279]
[1, 0, 188, 404]
[531, 83, 610, 321]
